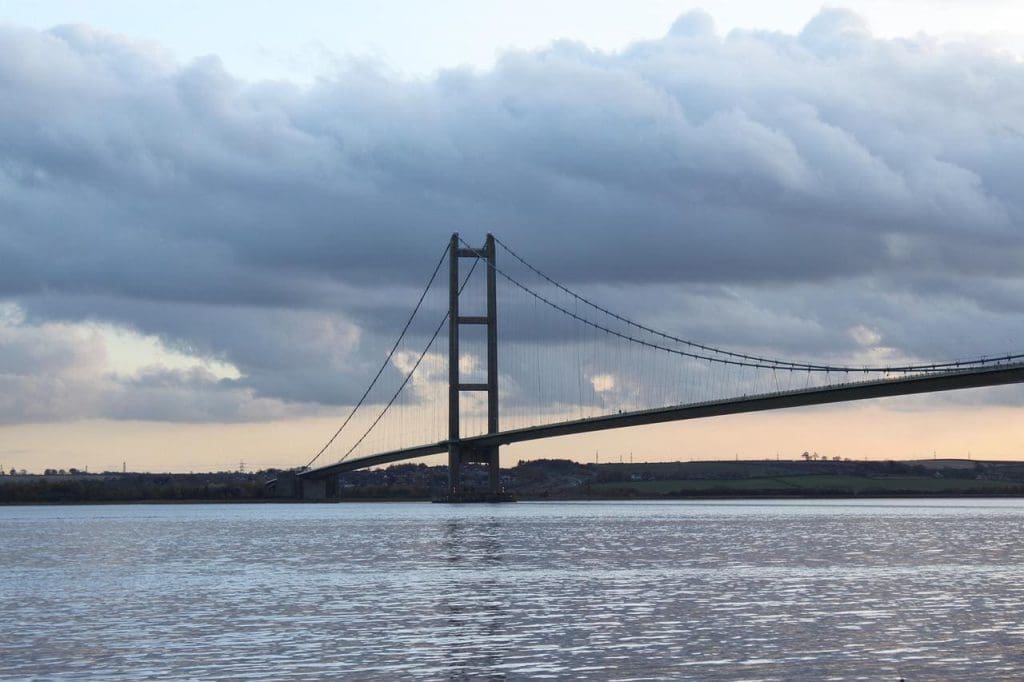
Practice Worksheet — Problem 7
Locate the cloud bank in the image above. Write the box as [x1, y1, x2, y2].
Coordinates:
[1, 8, 1022, 423]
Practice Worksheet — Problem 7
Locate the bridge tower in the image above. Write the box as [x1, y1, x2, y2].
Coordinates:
[446, 232, 505, 500]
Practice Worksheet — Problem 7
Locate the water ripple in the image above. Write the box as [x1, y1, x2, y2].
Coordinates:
[1, 499, 1023, 679]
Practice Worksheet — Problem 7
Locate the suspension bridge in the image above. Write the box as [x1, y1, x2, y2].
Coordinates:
[274, 233, 1024, 500]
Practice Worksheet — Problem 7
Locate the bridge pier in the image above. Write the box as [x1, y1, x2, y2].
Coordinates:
[488, 447, 500, 493]
[300, 477, 328, 500]
[447, 443, 463, 496]
[272, 471, 337, 500]
[443, 443, 509, 502]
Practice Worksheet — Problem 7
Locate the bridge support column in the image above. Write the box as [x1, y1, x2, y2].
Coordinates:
[275, 473, 337, 501]
[447, 443, 463, 496]
[273, 471, 299, 498]
[300, 477, 328, 500]
[444, 233, 511, 502]
[488, 445, 500, 493]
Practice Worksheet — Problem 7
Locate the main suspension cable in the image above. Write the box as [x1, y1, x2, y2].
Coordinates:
[490, 235, 1023, 374]
[303, 242, 450, 470]
[468, 236, 1022, 373]
[333, 258, 481, 466]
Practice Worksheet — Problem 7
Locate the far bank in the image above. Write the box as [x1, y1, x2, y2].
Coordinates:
[4, 457, 1024, 504]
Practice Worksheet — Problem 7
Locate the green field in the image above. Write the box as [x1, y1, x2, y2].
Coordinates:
[591, 475, 1024, 497]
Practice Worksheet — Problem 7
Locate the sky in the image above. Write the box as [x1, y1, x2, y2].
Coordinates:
[1, 1, 1023, 473]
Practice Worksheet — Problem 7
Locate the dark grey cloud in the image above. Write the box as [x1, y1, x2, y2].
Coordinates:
[1, 9, 1022, 423]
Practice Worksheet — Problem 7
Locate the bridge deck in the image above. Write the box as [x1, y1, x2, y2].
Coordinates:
[299, 361, 1024, 479]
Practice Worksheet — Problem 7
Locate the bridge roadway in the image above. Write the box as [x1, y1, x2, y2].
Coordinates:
[298, 361, 1024, 480]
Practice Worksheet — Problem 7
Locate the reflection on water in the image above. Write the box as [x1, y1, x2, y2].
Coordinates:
[2, 499, 1024, 680]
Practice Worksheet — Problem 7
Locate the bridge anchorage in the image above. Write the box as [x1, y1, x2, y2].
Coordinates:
[277, 231, 1024, 502]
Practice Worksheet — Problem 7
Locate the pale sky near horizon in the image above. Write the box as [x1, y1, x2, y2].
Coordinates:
[1, 1, 1023, 473]
[6, 1, 1024, 82]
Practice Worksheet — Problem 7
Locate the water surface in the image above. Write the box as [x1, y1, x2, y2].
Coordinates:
[2, 499, 1023, 680]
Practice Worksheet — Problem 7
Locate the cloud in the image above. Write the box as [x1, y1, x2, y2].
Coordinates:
[0, 10, 1022, 423]
[0, 301, 300, 422]
[799, 8, 872, 57]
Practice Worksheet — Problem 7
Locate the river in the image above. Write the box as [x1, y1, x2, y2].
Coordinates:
[2, 499, 1023, 680]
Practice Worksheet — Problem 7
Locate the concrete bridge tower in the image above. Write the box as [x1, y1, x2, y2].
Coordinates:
[445, 233, 507, 501]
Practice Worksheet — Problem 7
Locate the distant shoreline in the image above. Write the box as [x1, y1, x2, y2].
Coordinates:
[4, 458, 1024, 504]
[5, 491, 1024, 506]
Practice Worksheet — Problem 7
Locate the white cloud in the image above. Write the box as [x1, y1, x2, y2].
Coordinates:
[849, 324, 882, 347]
[97, 324, 240, 380]
[0, 302, 240, 381]
[590, 373, 616, 393]
[0, 301, 281, 422]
